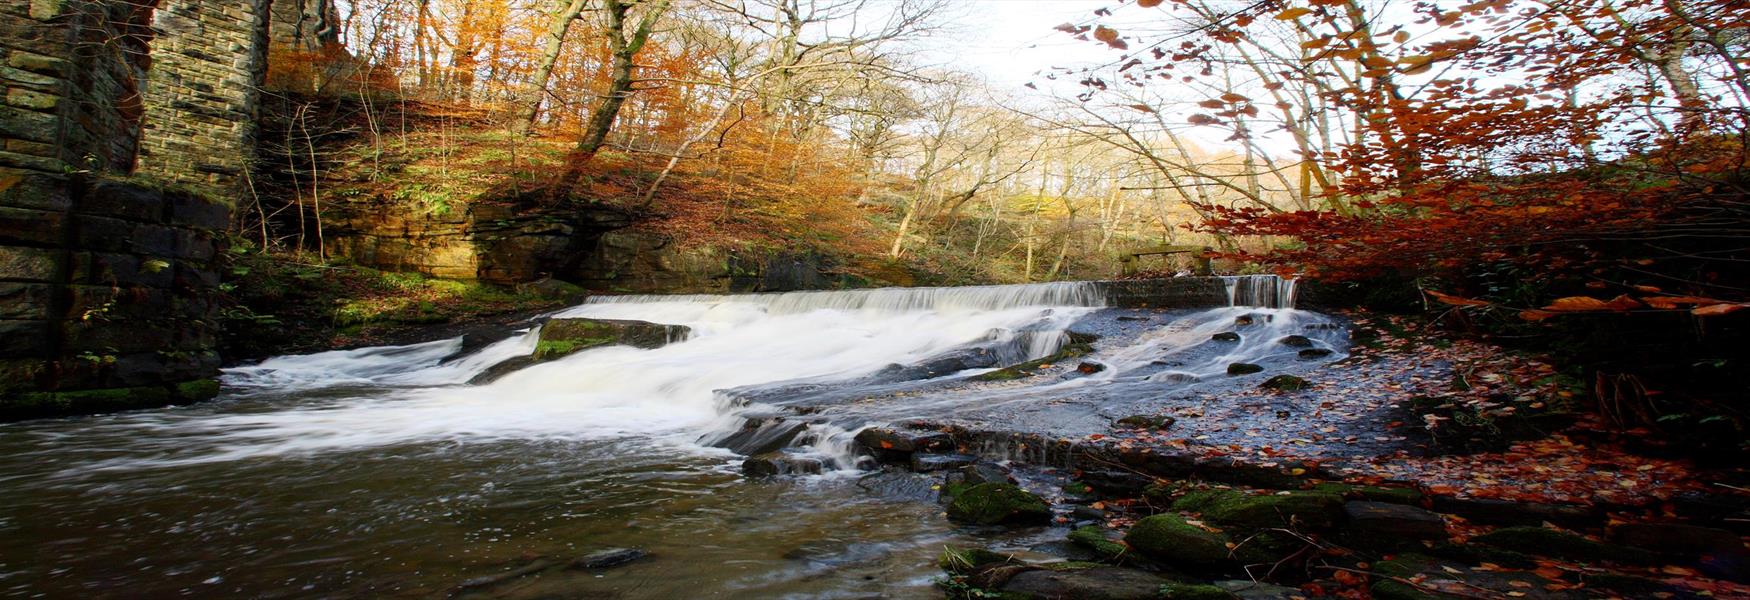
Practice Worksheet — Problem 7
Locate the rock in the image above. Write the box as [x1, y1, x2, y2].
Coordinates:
[1429, 496, 1603, 529]
[534, 318, 689, 360]
[1297, 348, 1334, 359]
[1226, 363, 1264, 376]
[960, 462, 1014, 485]
[1191, 456, 1321, 488]
[1258, 374, 1308, 391]
[1425, 542, 1539, 569]
[1161, 583, 1238, 599]
[1070, 505, 1105, 522]
[911, 453, 977, 472]
[1172, 489, 1345, 533]
[1278, 335, 1313, 347]
[468, 356, 537, 384]
[999, 566, 1168, 600]
[1212, 332, 1241, 342]
[1124, 514, 1244, 566]
[1067, 526, 1129, 562]
[1610, 522, 1746, 557]
[947, 483, 1052, 526]
[1371, 553, 1584, 600]
[741, 452, 824, 477]
[853, 426, 952, 455]
[1472, 526, 1656, 565]
[1076, 361, 1105, 374]
[1311, 482, 1424, 505]
[1215, 580, 1303, 600]
[1344, 501, 1448, 542]
[712, 419, 808, 455]
[1114, 414, 1176, 430]
[571, 548, 647, 569]
[939, 546, 1017, 574]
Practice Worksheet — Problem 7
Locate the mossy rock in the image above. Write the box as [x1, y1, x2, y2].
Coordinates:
[1142, 481, 1193, 508]
[1160, 583, 1237, 600]
[1312, 482, 1424, 505]
[1226, 363, 1264, 376]
[1171, 490, 1345, 533]
[1471, 527, 1656, 564]
[939, 546, 1017, 574]
[1067, 526, 1130, 562]
[1115, 414, 1176, 430]
[972, 343, 1094, 381]
[1424, 542, 1539, 569]
[172, 378, 221, 401]
[1123, 514, 1244, 566]
[946, 483, 1052, 526]
[1258, 375, 1309, 391]
[534, 318, 689, 360]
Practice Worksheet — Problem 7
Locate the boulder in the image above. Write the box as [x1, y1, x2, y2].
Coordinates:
[1124, 514, 1249, 566]
[1076, 361, 1106, 374]
[1258, 375, 1308, 391]
[1214, 580, 1302, 600]
[1114, 414, 1176, 430]
[1311, 482, 1424, 505]
[960, 462, 1014, 485]
[1278, 335, 1313, 347]
[1297, 348, 1334, 359]
[741, 452, 824, 477]
[1161, 583, 1238, 599]
[1472, 526, 1656, 565]
[999, 567, 1169, 600]
[1429, 497, 1603, 529]
[468, 356, 538, 384]
[947, 483, 1052, 526]
[1610, 522, 1746, 557]
[1343, 501, 1448, 543]
[1172, 490, 1345, 533]
[534, 318, 689, 360]
[939, 546, 1017, 575]
[1067, 526, 1130, 562]
[570, 548, 647, 569]
[1226, 363, 1264, 376]
[712, 419, 808, 456]
[911, 453, 977, 472]
[853, 426, 952, 454]
[1212, 332, 1241, 342]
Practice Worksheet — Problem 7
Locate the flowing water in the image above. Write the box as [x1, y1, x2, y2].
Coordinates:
[0, 276, 1340, 599]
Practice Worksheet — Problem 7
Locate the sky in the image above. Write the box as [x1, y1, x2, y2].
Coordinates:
[937, 0, 1122, 92]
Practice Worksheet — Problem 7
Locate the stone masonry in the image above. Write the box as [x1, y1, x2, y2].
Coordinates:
[0, 0, 336, 419]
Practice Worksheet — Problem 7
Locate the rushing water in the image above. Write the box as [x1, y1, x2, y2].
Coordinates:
[0, 276, 1335, 599]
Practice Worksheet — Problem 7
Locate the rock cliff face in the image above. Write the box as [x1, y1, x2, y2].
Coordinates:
[325, 196, 844, 294]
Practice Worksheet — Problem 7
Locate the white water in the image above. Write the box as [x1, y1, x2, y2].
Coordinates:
[94, 282, 1091, 467]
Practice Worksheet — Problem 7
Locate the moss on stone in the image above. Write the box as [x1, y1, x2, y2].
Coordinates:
[1170, 490, 1345, 533]
[1471, 527, 1655, 564]
[1160, 583, 1237, 600]
[7, 385, 172, 419]
[938, 546, 1015, 574]
[533, 337, 615, 360]
[1311, 482, 1424, 505]
[1258, 374, 1309, 391]
[971, 343, 1093, 381]
[946, 483, 1051, 526]
[1067, 526, 1129, 561]
[173, 378, 221, 401]
[1123, 514, 1236, 566]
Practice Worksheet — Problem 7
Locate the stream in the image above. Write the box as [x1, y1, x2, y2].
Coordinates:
[0, 276, 1341, 599]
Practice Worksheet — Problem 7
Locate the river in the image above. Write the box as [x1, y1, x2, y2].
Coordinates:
[0, 276, 1338, 599]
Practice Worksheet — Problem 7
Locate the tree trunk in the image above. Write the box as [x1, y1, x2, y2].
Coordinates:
[563, 0, 672, 186]
[515, 0, 589, 136]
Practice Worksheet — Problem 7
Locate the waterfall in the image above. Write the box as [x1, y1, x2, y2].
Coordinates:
[1222, 274, 1298, 309]
[580, 281, 1105, 313]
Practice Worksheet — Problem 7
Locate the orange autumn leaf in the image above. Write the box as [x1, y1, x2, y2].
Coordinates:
[1692, 303, 1747, 317]
[1543, 296, 1609, 312]
[1518, 309, 1557, 322]
[1276, 7, 1314, 20]
[1428, 290, 1489, 307]
[1642, 295, 1724, 309]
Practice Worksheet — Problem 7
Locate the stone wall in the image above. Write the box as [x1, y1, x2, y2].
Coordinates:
[1, 0, 155, 174]
[0, 172, 228, 419]
[133, 0, 272, 193]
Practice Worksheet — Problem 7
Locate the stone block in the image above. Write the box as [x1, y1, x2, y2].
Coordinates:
[165, 191, 229, 229]
[4, 88, 57, 110]
[171, 228, 215, 260]
[74, 252, 171, 287]
[74, 216, 177, 256]
[6, 51, 68, 75]
[0, 171, 69, 210]
[0, 244, 57, 281]
[0, 318, 48, 357]
[0, 104, 55, 143]
[0, 205, 62, 246]
[0, 281, 51, 319]
[61, 317, 180, 354]
[0, 148, 61, 172]
[82, 181, 166, 223]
